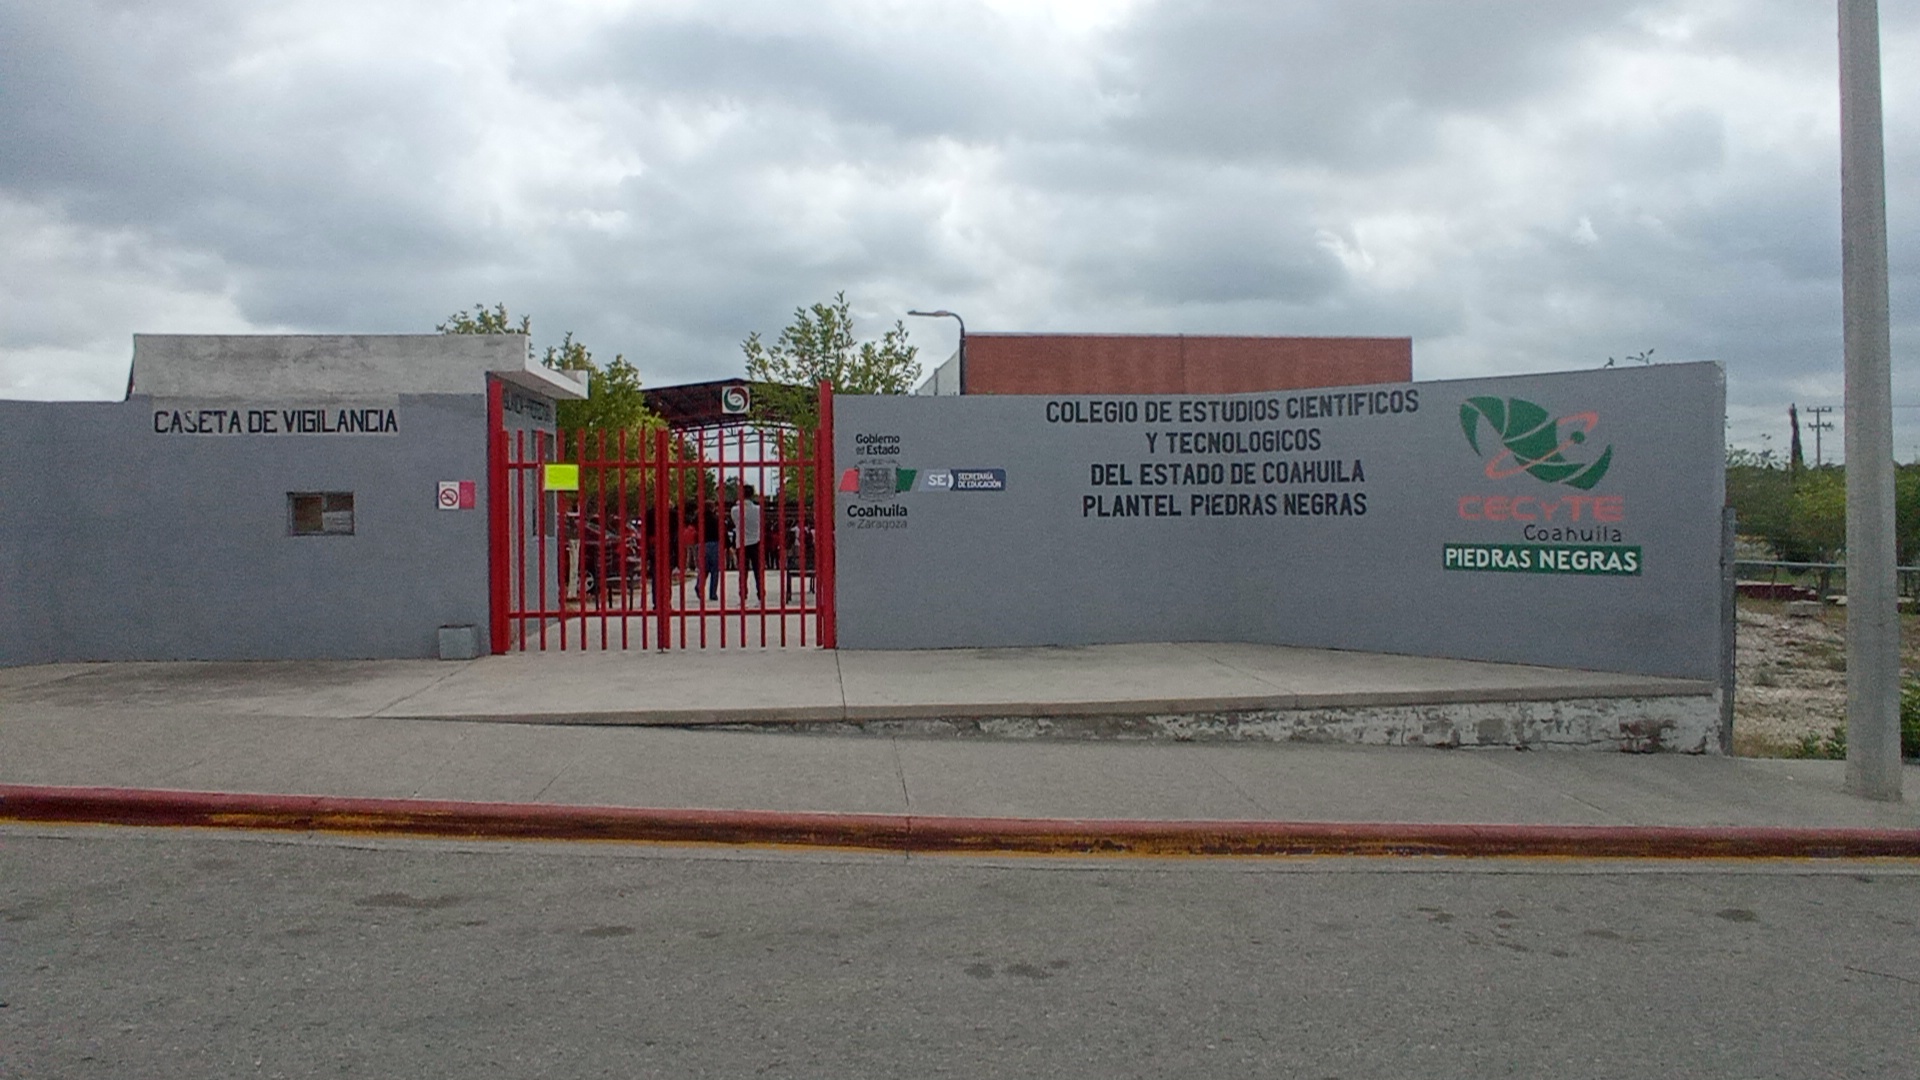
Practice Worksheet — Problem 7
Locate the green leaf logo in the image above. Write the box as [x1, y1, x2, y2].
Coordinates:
[1459, 396, 1613, 490]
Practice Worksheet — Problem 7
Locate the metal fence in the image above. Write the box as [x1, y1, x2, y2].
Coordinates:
[1734, 560, 1920, 602]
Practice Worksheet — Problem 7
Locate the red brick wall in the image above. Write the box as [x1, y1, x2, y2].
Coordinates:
[961, 334, 1411, 394]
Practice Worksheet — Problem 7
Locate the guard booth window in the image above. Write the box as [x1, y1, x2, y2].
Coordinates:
[289, 492, 355, 536]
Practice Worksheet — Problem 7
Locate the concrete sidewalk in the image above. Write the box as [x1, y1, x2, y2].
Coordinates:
[0, 641, 1708, 724]
[1, 644, 1914, 855]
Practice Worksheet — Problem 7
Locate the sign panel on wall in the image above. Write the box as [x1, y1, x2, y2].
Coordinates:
[833, 364, 1724, 680]
[147, 399, 402, 436]
[437, 480, 477, 510]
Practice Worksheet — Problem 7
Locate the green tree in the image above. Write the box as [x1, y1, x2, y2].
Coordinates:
[437, 303, 662, 441]
[1726, 449, 1809, 561]
[438, 304, 681, 508]
[1728, 453, 1920, 568]
[740, 292, 919, 428]
[437, 302, 528, 337]
[1789, 467, 1848, 562]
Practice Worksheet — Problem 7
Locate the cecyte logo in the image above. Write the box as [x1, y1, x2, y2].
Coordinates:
[1459, 396, 1613, 490]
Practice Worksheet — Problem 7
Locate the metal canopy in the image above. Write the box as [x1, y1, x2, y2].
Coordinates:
[643, 378, 807, 430]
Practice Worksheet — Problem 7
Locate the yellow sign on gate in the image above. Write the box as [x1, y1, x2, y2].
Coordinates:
[542, 463, 580, 492]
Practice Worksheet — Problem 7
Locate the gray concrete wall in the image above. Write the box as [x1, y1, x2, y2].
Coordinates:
[834, 363, 1725, 680]
[131, 334, 531, 398]
[0, 393, 491, 663]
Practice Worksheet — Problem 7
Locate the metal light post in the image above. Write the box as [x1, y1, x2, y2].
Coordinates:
[1839, 0, 1902, 800]
[907, 309, 966, 394]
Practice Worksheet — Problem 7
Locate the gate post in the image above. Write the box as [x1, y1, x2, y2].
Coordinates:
[486, 377, 510, 655]
[815, 379, 837, 648]
[654, 426, 672, 651]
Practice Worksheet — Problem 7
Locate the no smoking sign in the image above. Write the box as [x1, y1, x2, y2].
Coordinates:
[437, 480, 477, 511]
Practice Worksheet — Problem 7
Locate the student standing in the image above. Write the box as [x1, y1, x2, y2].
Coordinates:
[731, 484, 765, 602]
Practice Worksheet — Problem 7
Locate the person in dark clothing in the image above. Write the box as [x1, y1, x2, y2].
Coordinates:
[696, 501, 725, 601]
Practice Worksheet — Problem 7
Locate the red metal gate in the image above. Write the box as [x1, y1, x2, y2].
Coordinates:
[487, 382, 836, 651]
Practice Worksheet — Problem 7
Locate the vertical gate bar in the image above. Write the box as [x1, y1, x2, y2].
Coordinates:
[596, 428, 608, 651]
[514, 429, 528, 651]
[583, 431, 592, 646]
[808, 424, 818, 645]
[558, 433, 569, 652]
[732, 424, 742, 646]
[678, 440, 688, 649]
[717, 426, 729, 648]
[570, 429, 583, 650]
[672, 438, 684, 650]
[776, 428, 789, 646]
[565, 430, 576, 650]
[597, 428, 609, 650]
[747, 432, 757, 632]
[729, 424, 744, 641]
[807, 426, 815, 642]
[748, 429, 755, 636]
[699, 430, 709, 644]
[714, 427, 724, 646]
[789, 431, 800, 646]
[816, 380, 837, 648]
[759, 425, 769, 646]
[554, 440, 563, 651]
[800, 427, 812, 647]
[726, 425, 737, 646]
[618, 427, 630, 650]
[575, 428, 589, 651]
[698, 426, 714, 645]
[688, 429, 699, 647]
[654, 428, 671, 651]
[706, 426, 721, 645]
[536, 431, 549, 652]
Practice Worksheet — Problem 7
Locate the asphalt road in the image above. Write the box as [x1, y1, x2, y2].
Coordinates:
[5, 827, 1919, 1078]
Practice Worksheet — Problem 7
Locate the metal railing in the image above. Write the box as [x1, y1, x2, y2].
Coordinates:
[1734, 560, 1920, 602]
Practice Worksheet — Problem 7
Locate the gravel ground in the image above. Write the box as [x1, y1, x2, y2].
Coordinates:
[1732, 599, 1914, 757]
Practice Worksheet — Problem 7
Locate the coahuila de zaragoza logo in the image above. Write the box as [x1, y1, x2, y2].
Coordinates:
[1459, 396, 1613, 490]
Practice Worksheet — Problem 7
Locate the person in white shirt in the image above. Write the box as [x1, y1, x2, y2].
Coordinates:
[731, 484, 765, 602]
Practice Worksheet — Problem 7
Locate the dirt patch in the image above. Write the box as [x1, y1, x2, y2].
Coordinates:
[1733, 598, 1915, 757]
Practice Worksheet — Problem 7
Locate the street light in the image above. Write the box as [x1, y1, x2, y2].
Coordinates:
[907, 309, 966, 394]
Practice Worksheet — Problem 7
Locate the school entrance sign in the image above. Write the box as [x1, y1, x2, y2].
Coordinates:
[834, 363, 1724, 681]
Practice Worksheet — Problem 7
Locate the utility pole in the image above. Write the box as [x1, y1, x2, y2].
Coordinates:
[1839, 0, 1902, 801]
[1805, 404, 1836, 465]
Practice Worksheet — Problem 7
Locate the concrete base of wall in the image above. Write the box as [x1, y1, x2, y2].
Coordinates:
[717, 691, 1724, 754]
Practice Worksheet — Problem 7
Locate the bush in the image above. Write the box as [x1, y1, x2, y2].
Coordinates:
[1798, 683, 1920, 759]
[1904, 681, 1920, 758]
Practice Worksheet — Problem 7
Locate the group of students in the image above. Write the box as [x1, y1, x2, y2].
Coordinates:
[687, 485, 765, 602]
[568, 484, 810, 606]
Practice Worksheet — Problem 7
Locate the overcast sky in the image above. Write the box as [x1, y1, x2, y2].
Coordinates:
[2, 0, 1915, 458]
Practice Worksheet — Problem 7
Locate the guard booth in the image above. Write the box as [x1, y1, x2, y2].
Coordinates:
[489, 378, 837, 652]
[0, 333, 585, 665]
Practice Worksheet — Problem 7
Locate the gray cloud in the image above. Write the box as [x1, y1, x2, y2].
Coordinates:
[0, 0, 1915, 459]
[1105, 1, 1642, 167]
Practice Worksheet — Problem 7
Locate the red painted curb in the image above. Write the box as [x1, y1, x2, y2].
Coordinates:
[4, 784, 1918, 859]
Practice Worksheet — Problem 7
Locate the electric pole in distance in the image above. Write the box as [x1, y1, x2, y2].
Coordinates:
[1806, 404, 1836, 466]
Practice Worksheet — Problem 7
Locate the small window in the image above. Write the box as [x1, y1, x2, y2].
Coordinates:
[289, 492, 355, 536]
